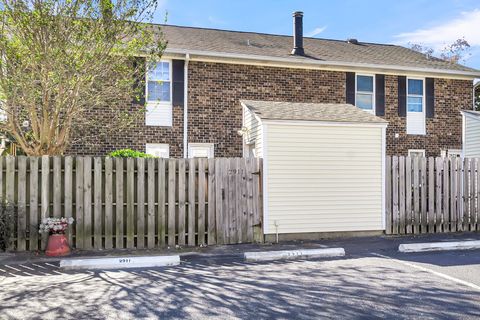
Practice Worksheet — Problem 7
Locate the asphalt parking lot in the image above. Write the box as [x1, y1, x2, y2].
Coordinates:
[0, 246, 479, 319]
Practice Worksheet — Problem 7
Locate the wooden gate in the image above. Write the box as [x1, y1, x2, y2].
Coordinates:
[2, 156, 263, 251]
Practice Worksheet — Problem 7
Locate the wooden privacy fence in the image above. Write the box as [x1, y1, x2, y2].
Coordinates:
[386, 156, 480, 235]
[1, 156, 263, 251]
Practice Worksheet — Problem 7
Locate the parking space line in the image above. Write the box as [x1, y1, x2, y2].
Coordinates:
[371, 252, 480, 292]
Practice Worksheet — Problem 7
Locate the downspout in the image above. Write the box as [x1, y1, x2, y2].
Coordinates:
[183, 53, 190, 158]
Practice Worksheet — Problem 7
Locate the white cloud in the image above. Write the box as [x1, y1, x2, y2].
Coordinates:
[394, 9, 480, 49]
[305, 26, 327, 38]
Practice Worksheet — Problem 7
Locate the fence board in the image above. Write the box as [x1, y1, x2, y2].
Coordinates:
[477, 159, 480, 232]
[214, 158, 224, 244]
[428, 157, 435, 233]
[29, 157, 39, 251]
[104, 157, 113, 250]
[126, 158, 135, 248]
[398, 157, 405, 234]
[178, 159, 186, 246]
[64, 156, 73, 244]
[420, 157, 427, 233]
[6, 157, 15, 250]
[75, 157, 84, 249]
[115, 158, 124, 249]
[463, 158, 469, 232]
[94, 157, 102, 249]
[435, 157, 443, 232]
[253, 158, 263, 243]
[392, 157, 399, 234]
[443, 157, 450, 232]
[53, 157, 62, 218]
[405, 156, 412, 234]
[167, 160, 176, 247]
[246, 157, 255, 240]
[188, 158, 196, 246]
[147, 158, 155, 248]
[207, 159, 216, 245]
[17, 157, 27, 251]
[136, 158, 145, 249]
[470, 159, 477, 232]
[40, 156, 49, 249]
[413, 156, 420, 234]
[198, 158, 206, 245]
[83, 157, 92, 250]
[157, 159, 166, 246]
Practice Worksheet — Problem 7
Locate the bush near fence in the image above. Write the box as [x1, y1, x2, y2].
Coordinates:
[386, 156, 480, 235]
[1, 156, 263, 251]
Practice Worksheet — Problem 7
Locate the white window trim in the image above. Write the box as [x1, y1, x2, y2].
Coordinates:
[408, 149, 425, 157]
[355, 73, 376, 114]
[146, 59, 173, 106]
[448, 149, 462, 157]
[188, 143, 215, 158]
[406, 77, 426, 135]
[145, 143, 170, 158]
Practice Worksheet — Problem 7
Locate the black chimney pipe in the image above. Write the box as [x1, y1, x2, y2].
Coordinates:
[291, 11, 304, 56]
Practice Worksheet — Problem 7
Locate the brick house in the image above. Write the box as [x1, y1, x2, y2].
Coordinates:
[68, 12, 480, 158]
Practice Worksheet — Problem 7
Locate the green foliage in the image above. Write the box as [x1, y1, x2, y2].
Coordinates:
[0, 202, 16, 251]
[108, 149, 154, 158]
[0, 0, 166, 155]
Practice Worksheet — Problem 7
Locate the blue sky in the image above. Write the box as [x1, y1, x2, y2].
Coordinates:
[154, 0, 480, 70]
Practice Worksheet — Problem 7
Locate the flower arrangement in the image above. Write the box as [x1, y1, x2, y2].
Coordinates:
[39, 217, 74, 235]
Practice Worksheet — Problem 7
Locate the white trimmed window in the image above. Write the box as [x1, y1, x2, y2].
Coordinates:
[406, 78, 426, 135]
[408, 149, 425, 158]
[355, 74, 375, 114]
[188, 143, 214, 158]
[145, 143, 169, 158]
[448, 149, 462, 157]
[146, 60, 172, 127]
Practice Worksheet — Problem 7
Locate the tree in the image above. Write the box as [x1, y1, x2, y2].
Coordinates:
[0, 0, 166, 155]
[409, 38, 471, 64]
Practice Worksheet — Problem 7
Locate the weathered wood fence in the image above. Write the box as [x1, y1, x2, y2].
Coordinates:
[386, 156, 480, 235]
[1, 156, 263, 251]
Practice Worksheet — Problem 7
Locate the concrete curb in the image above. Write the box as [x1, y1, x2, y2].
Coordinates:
[244, 248, 345, 262]
[399, 240, 480, 253]
[60, 255, 180, 270]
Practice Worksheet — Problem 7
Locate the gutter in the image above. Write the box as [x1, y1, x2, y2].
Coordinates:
[183, 53, 190, 158]
[164, 48, 480, 79]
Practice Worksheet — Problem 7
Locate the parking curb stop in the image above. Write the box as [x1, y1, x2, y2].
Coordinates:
[60, 255, 180, 270]
[398, 240, 480, 253]
[244, 248, 345, 262]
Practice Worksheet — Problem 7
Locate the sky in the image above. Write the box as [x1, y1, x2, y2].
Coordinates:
[153, 0, 480, 70]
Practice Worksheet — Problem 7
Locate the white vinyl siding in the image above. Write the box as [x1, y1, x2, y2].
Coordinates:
[464, 115, 480, 157]
[406, 78, 426, 135]
[145, 143, 169, 158]
[145, 60, 172, 126]
[264, 123, 383, 234]
[242, 106, 263, 157]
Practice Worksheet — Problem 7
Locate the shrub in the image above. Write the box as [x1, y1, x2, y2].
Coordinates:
[0, 202, 16, 251]
[107, 149, 155, 158]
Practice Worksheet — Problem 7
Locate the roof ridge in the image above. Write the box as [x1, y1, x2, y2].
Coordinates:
[155, 23, 398, 47]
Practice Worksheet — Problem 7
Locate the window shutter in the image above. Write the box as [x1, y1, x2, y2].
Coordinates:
[132, 56, 146, 105]
[172, 60, 185, 107]
[375, 74, 385, 116]
[398, 76, 407, 117]
[426, 77, 435, 118]
[346, 72, 355, 105]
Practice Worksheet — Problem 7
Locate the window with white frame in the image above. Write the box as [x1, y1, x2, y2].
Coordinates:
[188, 143, 214, 158]
[145, 143, 169, 158]
[408, 149, 425, 158]
[448, 149, 462, 157]
[356, 74, 375, 113]
[145, 60, 172, 127]
[406, 78, 425, 135]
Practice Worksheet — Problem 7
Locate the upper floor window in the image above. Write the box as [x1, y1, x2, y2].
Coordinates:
[356, 74, 375, 113]
[407, 79, 424, 113]
[147, 61, 171, 103]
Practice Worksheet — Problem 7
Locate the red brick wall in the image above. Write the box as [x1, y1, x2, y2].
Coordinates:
[187, 61, 345, 157]
[67, 61, 473, 158]
[384, 75, 472, 156]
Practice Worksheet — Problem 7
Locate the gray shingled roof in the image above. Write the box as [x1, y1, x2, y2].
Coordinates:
[241, 100, 387, 124]
[156, 24, 480, 75]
